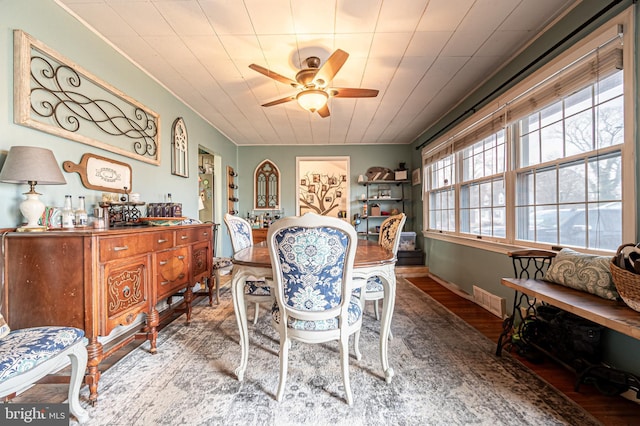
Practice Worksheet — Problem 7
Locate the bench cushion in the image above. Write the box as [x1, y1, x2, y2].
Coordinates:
[543, 248, 619, 300]
[0, 326, 85, 382]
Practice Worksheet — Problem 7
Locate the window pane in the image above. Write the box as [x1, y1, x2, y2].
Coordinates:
[597, 72, 623, 103]
[565, 109, 594, 156]
[540, 102, 562, 127]
[540, 122, 563, 162]
[565, 86, 592, 117]
[596, 96, 623, 148]
[587, 202, 622, 250]
[558, 162, 585, 203]
[535, 169, 557, 204]
[558, 205, 586, 247]
[588, 153, 621, 201]
[519, 130, 540, 167]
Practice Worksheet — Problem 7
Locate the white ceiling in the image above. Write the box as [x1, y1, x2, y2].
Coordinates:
[57, 0, 577, 146]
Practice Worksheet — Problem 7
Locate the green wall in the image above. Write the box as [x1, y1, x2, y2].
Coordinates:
[0, 0, 237, 231]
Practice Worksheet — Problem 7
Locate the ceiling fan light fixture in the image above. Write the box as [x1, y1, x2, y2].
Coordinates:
[296, 89, 328, 112]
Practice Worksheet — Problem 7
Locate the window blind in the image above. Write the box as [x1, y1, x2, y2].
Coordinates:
[422, 33, 623, 167]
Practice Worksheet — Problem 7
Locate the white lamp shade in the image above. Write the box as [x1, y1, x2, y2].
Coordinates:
[296, 90, 328, 112]
[0, 146, 66, 185]
[1, 146, 66, 230]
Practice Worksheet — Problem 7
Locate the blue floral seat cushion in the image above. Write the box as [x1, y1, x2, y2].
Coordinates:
[271, 296, 362, 330]
[212, 257, 233, 269]
[0, 326, 85, 382]
[245, 280, 271, 296]
[352, 276, 384, 298]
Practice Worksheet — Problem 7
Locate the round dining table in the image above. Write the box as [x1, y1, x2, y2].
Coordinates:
[230, 238, 398, 383]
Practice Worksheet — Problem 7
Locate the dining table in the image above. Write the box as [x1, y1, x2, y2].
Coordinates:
[230, 238, 398, 383]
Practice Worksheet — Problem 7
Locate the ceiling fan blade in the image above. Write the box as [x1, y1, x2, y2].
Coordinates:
[262, 95, 296, 107]
[317, 104, 330, 118]
[249, 64, 299, 87]
[313, 49, 349, 87]
[329, 88, 379, 98]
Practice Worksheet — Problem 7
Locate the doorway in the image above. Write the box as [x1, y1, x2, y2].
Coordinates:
[198, 147, 223, 255]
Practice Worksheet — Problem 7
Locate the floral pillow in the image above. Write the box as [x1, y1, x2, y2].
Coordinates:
[0, 313, 10, 339]
[543, 248, 619, 300]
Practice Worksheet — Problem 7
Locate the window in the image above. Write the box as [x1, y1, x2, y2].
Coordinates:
[254, 160, 280, 210]
[427, 155, 456, 232]
[515, 72, 623, 250]
[460, 131, 506, 237]
[422, 19, 632, 253]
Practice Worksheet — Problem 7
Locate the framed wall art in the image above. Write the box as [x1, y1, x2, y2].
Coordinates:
[171, 117, 188, 177]
[13, 30, 160, 165]
[412, 168, 422, 186]
[296, 156, 349, 219]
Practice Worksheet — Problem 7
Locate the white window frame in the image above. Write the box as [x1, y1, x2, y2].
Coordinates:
[422, 10, 635, 255]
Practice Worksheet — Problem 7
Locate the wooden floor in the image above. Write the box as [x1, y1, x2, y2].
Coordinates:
[408, 275, 640, 426]
[12, 271, 640, 424]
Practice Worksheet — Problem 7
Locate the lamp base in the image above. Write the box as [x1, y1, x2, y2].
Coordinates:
[16, 225, 48, 232]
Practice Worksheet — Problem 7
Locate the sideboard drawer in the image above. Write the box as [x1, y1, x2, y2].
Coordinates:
[99, 234, 155, 262]
[156, 247, 190, 299]
[176, 227, 210, 245]
[152, 230, 175, 251]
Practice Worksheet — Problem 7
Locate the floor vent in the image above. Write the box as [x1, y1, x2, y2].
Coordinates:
[473, 286, 506, 318]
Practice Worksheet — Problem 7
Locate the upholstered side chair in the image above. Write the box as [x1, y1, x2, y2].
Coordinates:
[267, 213, 363, 405]
[363, 213, 406, 320]
[224, 213, 272, 324]
[0, 237, 89, 423]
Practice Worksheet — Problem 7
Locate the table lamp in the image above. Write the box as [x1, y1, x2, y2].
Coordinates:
[0, 146, 66, 231]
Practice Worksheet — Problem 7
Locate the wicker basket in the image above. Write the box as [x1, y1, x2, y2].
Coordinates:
[610, 243, 640, 312]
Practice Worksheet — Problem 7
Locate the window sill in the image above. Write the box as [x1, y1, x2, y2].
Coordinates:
[421, 230, 617, 256]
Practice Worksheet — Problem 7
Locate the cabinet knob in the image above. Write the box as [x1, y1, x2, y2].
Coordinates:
[177, 255, 185, 260]
[159, 260, 168, 266]
[157, 239, 168, 243]
[113, 245, 129, 252]
[181, 235, 188, 240]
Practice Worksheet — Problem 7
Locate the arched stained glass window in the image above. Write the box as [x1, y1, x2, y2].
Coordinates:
[254, 160, 280, 210]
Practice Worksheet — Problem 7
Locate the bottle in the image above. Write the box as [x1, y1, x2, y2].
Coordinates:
[62, 195, 75, 229]
[75, 196, 88, 227]
[362, 203, 368, 217]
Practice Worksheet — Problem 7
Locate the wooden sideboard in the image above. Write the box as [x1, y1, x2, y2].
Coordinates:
[251, 228, 268, 244]
[1, 223, 212, 404]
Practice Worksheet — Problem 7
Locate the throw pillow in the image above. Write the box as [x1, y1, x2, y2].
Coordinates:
[543, 248, 619, 300]
[0, 313, 10, 339]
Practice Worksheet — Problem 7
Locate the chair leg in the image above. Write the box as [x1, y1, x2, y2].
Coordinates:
[374, 299, 380, 321]
[68, 343, 89, 423]
[340, 334, 353, 405]
[276, 335, 289, 402]
[353, 330, 362, 361]
[253, 302, 260, 324]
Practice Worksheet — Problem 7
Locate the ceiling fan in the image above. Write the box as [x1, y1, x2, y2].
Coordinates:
[249, 49, 379, 118]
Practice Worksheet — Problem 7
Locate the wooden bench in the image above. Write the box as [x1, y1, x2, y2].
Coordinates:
[501, 278, 640, 340]
[500, 277, 640, 396]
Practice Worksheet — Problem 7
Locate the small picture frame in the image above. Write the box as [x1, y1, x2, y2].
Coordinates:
[412, 168, 421, 186]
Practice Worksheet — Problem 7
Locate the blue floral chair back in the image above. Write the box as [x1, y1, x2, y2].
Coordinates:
[224, 213, 253, 253]
[267, 213, 362, 405]
[223, 213, 272, 324]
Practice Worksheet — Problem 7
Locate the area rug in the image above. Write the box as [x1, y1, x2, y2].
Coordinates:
[75, 278, 600, 425]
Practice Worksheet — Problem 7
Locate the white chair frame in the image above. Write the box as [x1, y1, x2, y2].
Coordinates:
[267, 213, 364, 405]
[0, 339, 89, 423]
[224, 213, 273, 324]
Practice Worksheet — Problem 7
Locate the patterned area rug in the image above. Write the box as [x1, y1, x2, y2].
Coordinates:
[76, 278, 599, 425]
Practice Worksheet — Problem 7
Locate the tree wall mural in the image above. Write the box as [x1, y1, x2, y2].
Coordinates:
[296, 157, 349, 219]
